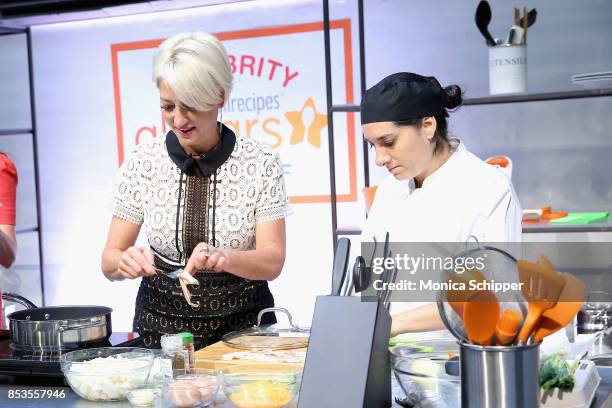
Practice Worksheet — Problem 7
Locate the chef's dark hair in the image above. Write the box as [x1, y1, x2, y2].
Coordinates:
[394, 84, 463, 155]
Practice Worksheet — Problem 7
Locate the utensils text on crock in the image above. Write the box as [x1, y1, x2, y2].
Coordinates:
[495, 308, 521, 345]
[475, 0, 496, 46]
[463, 290, 500, 345]
[517, 259, 566, 343]
[532, 272, 586, 344]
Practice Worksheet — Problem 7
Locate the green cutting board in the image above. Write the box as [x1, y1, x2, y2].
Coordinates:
[550, 212, 610, 225]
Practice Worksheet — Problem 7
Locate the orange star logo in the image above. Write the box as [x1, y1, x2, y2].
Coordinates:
[285, 97, 327, 148]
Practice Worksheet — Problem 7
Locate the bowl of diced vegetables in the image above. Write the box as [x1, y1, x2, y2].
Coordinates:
[60, 347, 154, 401]
[219, 364, 302, 408]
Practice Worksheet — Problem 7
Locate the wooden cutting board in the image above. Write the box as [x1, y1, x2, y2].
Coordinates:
[194, 340, 306, 371]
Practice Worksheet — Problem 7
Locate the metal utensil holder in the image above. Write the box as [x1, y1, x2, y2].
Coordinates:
[460, 342, 539, 408]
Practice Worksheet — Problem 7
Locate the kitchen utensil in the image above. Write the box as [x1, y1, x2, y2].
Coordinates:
[352, 255, 369, 293]
[475, 0, 496, 46]
[519, 8, 538, 30]
[522, 6, 528, 42]
[0, 292, 37, 309]
[507, 26, 525, 45]
[551, 212, 610, 225]
[156, 268, 184, 279]
[8, 305, 113, 350]
[391, 339, 461, 408]
[533, 272, 586, 344]
[461, 342, 539, 408]
[445, 356, 460, 376]
[331, 237, 350, 295]
[394, 395, 418, 407]
[60, 347, 154, 402]
[514, 7, 520, 26]
[445, 268, 487, 318]
[537, 254, 555, 271]
[353, 235, 378, 293]
[495, 308, 521, 345]
[340, 260, 355, 296]
[383, 262, 399, 309]
[222, 307, 309, 350]
[517, 259, 566, 343]
[437, 290, 469, 343]
[463, 290, 500, 345]
[578, 291, 612, 334]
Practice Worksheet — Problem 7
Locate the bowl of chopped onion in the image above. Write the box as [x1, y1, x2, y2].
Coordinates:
[60, 347, 154, 402]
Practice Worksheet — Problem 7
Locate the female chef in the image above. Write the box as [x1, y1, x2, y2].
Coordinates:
[359, 72, 522, 336]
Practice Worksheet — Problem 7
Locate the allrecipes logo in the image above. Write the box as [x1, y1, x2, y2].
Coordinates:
[111, 20, 356, 203]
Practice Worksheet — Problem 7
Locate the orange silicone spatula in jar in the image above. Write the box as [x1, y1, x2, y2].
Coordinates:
[532, 272, 585, 343]
[495, 308, 522, 345]
[446, 268, 487, 318]
[517, 260, 566, 343]
[463, 290, 500, 346]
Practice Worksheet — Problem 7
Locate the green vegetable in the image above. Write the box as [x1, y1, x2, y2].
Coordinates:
[539, 353, 576, 391]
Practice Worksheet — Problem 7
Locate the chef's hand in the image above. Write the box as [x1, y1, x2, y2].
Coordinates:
[185, 242, 229, 275]
[117, 246, 156, 279]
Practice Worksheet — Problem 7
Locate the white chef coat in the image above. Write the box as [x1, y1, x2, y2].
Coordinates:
[361, 140, 522, 244]
[362, 140, 522, 317]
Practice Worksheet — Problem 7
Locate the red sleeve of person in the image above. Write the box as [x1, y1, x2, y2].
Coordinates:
[0, 153, 18, 328]
[0, 153, 18, 226]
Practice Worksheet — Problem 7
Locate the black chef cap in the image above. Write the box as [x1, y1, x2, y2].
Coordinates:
[360, 72, 447, 124]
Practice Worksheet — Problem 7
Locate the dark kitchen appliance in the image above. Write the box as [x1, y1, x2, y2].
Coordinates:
[0, 331, 142, 378]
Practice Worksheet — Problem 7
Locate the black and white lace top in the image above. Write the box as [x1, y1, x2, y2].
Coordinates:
[111, 129, 288, 348]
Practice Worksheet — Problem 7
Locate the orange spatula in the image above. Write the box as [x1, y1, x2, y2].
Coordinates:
[517, 260, 567, 343]
[495, 308, 522, 345]
[532, 272, 585, 343]
[446, 268, 486, 318]
[537, 254, 555, 272]
[463, 290, 500, 346]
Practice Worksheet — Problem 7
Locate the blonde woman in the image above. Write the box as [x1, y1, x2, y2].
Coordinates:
[102, 32, 288, 348]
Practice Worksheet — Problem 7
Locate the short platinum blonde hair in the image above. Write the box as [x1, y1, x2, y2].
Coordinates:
[153, 32, 233, 111]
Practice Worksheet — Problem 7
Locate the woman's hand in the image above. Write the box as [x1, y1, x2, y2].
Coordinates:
[116, 246, 156, 279]
[185, 242, 229, 275]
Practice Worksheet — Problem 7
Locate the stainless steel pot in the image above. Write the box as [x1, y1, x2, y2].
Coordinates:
[6, 299, 112, 350]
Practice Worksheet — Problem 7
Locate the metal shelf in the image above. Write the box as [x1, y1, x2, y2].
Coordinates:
[463, 88, 612, 105]
[0, 129, 32, 136]
[329, 88, 612, 113]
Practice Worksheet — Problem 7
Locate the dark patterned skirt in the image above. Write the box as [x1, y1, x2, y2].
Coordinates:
[133, 271, 276, 349]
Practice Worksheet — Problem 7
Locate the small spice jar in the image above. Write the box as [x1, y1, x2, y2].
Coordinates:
[177, 332, 195, 372]
[160, 334, 188, 378]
